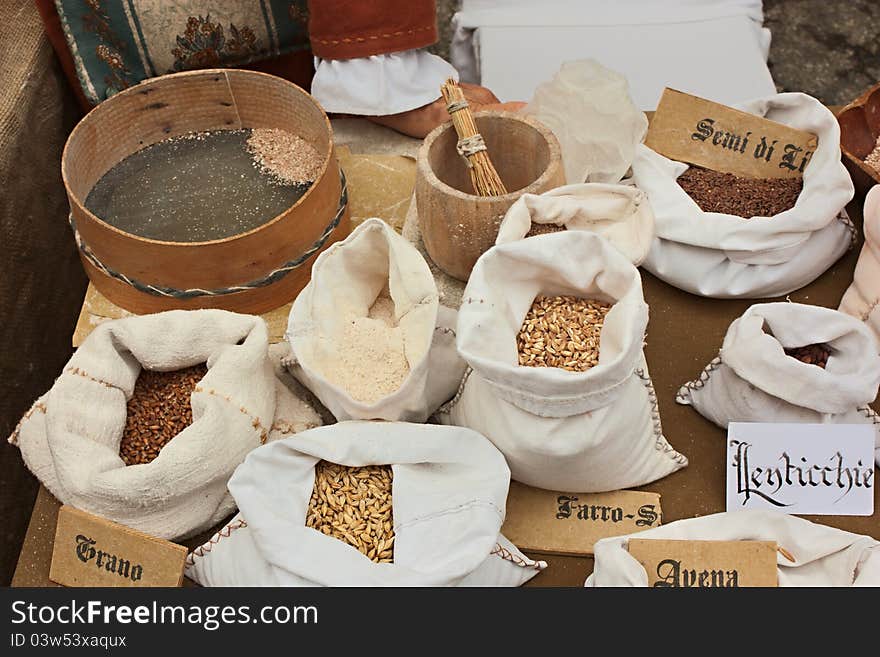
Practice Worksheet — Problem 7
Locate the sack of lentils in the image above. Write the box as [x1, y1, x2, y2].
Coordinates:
[840, 185, 880, 344]
[495, 182, 655, 265]
[8, 310, 321, 540]
[438, 231, 687, 491]
[285, 218, 465, 422]
[632, 93, 855, 298]
[677, 302, 880, 466]
[186, 421, 547, 586]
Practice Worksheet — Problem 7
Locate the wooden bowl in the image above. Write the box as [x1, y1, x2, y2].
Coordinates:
[838, 81, 880, 202]
[415, 111, 565, 281]
[62, 68, 350, 315]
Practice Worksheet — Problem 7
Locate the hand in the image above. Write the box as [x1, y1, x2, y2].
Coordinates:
[366, 83, 526, 138]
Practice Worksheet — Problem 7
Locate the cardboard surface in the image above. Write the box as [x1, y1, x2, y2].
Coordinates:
[645, 88, 817, 178]
[502, 483, 661, 556]
[627, 539, 778, 587]
[50, 506, 187, 587]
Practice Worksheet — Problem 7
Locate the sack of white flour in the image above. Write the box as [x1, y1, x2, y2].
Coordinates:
[586, 510, 880, 587]
[632, 93, 855, 298]
[8, 310, 321, 540]
[438, 231, 687, 491]
[495, 182, 655, 265]
[840, 185, 880, 343]
[285, 218, 465, 422]
[186, 421, 547, 587]
[677, 302, 880, 465]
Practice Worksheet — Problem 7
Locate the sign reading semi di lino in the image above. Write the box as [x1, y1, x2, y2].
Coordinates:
[501, 482, 662, 556]
[645, 88, 818, 178]
[50, 506, 188, 587]
[725, 423, 875, 516]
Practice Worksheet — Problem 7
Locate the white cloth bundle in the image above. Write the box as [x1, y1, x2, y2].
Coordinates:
[632, 93, 855, 298]
[840, 185, 880, 343]
[495, 182, 655, 264]
[186, 422, 546, 587]
[285, 219, 466, 422]
[586, 510, 880, 587]
[439, 231, 687, 491]
[9, 310, 320, 540]
[677, 302, 880, 465]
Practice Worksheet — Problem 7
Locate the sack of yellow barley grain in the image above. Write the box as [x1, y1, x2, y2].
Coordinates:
[186, 421, 546, 587]
[438, 231, 687, 492]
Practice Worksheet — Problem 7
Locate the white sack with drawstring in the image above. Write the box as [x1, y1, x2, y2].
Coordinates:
[677, 302, 880, 465]
[285, 219, 465, 422]
[585, 510, 880, 587]
[8, 310, 321, 540]
[495, 182, 655, 264]
[438, 231, 687, 491]
[840, 185, 880, 343]
[186, 422, 547, 587]
[632, 93, 854, 298]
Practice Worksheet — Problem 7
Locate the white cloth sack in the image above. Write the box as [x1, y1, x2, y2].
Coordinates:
[439, 231, 687, 491]
[525, 60, 648, 184]
[495, 182, 655, 265]
[285, 218, 466, 422]
[586, 510, 880, 587]
[186, 421, 547, 587]
[632, 93, 855, 298]
[840, 185, 880, 343]
[677, 302, 880, 465]
[8, 310, 321, 540]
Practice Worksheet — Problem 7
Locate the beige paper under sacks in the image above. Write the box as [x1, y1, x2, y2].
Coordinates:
[585, 511, 880, 587]
[840, 186, 880, 343]
[285, 218, 465, 422]
[438, 231, 687, 491]
[8, 310, 321, 540]
[186, 422, 547, 586]
[632, 93, 855, 298]
[677, 302, 880, 466]
[495, 182, 655, 264]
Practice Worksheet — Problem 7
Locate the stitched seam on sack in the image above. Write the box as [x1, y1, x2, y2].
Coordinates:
[193, 386, 270, 445]
[7, 402, 47, 446]
[490, 544, 547, 570]
[66, 366, 118, 390]
[635, 368, 687, 465]
[186, 518, 248, 566]
[312, 25, 434, 46]
[676, 354, 723, 401]
[836, 210, 858, 249]
[860, 298, 880, 322]
[856, 406, 880, 425]
[435, 366, 472, 415]
[394, 499, 504, 532]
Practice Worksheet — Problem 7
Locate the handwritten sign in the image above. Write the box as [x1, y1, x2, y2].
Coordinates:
[627, 539, 778, 587]
[50, 506, 187, 587]
[726, 423, 875, 516]
[645, 88, 818, 178]
[501, 482, 661, 556]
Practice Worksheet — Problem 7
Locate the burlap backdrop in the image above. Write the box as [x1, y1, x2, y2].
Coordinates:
[0, 0, 85, 585]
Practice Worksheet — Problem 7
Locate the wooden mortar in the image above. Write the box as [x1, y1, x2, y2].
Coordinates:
[838, 81, 880, 204]
[416, 111, 564, 281]
[62, 68, 350, 315]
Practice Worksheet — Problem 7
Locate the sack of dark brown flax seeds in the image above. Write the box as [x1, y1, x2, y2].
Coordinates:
[632, 93, 855, 298]
[8, 310, 320, 540]
[677, 302, 880, 466]
[438, 231, 687, 492]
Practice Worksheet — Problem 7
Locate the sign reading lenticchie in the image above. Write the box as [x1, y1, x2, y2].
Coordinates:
[726, 423, 875, 516]
[645, 88, 818, 178]
[50, 506, 187, 587]
[501, 482, 662, 556]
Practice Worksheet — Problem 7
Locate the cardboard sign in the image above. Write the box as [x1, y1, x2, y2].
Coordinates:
[726, 423, 875, 516]
[501, 482, 662, 556]
[627, 539, 778, 588]
[645, 88, 817, 178]
[50, 506, 187, 587]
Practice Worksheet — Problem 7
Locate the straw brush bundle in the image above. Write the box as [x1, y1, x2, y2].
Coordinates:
[441, 79, 507, 197]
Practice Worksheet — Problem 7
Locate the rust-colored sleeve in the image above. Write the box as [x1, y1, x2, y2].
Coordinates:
[307, 0, 438, 60]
